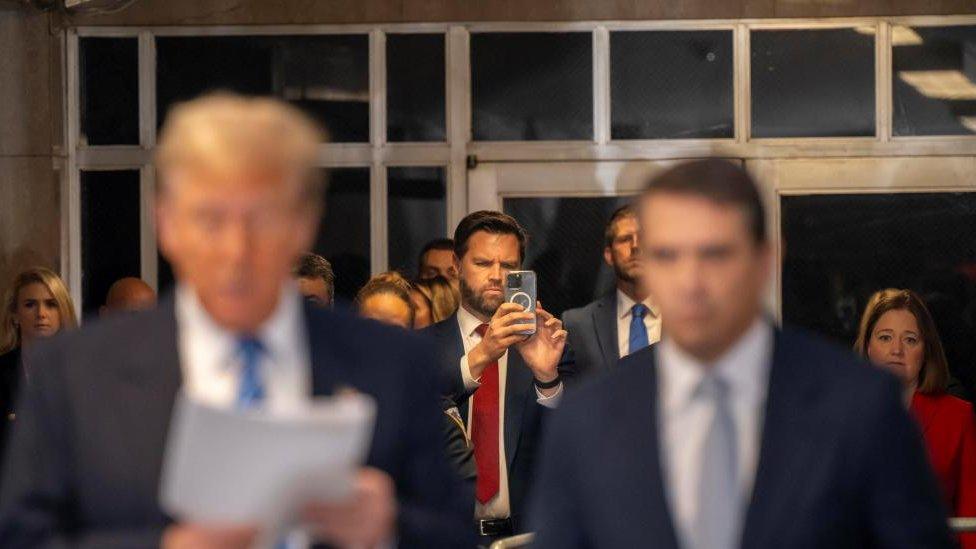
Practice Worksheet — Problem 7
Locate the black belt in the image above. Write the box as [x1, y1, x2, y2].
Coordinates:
[477, 517, 515, 537]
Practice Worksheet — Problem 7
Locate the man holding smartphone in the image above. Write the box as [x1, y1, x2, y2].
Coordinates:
[424, 210, 571, 543]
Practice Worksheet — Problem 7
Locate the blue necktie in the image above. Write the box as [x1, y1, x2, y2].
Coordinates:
[236, 336, 266, 410]
[693, 374, 740, 549]
[628, 303, 650, 355]
[236, 338, 287, 549]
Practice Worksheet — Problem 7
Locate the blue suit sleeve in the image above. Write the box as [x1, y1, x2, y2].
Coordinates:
[528, 397, 587, 548]
[859, 376, 955, 549]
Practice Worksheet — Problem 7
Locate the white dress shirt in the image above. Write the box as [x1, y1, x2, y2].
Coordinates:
[655, 318, 773, 549]
[175, 284, 317, 548]
[176, 284, 312, 414]
[616, 289, 663, 358]
[457, 305, 562, 520]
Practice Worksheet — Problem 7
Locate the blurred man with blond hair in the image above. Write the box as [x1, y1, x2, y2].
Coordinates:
[0, 93, 472, 548]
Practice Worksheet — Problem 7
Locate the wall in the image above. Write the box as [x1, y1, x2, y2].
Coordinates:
[0, 8, 62, 291]
[2, 0, 975, 291]
[56, 0, 976, 26]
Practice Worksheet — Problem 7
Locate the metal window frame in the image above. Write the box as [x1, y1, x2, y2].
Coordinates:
[65, 15, 976, 314]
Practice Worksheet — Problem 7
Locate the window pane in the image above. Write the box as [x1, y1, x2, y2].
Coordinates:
[388, 167, 446, 277]
[81, 170, 141, 317]
[387, 34, 446, 142]
[472, 32, 593, 141]
[503, 196, 633, 317]
[316, 168, 371, 303]
[80, 38, 139, 145]
[782, 192, 976, 400]
[892, 25, 976, 136]
[156, 35, 369, 142]
[751, 29, 875, 138]
[611, 30, 733, 139]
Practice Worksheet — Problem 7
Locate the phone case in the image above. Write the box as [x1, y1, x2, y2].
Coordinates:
[505, 270, 537, 336]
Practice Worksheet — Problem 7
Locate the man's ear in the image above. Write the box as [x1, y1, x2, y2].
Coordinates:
[603, 246, 613, 268]
[453, 252, 462, 275]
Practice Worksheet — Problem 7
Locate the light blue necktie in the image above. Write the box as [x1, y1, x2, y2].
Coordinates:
[628, 303, 650, 355]
[236, 336, 266, 410]
[692, 374, 741, 549]
[236, 337, 289, 549]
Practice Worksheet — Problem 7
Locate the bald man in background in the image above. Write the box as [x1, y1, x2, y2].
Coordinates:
[100, 278, 157, 316]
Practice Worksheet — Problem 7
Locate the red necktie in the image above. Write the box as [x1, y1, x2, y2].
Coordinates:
[472, 323, 500, 504]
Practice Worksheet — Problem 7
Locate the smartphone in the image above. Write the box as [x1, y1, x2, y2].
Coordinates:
[505, 270, 537, 336]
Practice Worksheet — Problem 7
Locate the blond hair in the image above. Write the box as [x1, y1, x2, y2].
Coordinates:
[356, 272, 416, 327]
[414, 277, 459, 323]
[155, 92, 324, 199]
[0, 267, 78, 354]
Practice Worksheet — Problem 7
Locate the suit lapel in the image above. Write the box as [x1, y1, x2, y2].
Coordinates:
[504, 351, 533, 469]
[438, 314, 469, 423]
[630, 349, 682, 549]
[593, 293, 619, 369]
[305, 306, 342, 397]
[740, 330, 820, 549]
[111, 297, 183, 517]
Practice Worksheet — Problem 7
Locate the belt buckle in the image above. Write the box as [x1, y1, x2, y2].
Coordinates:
[478, 520, 490, 536]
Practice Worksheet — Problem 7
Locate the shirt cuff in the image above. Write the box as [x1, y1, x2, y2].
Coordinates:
[535, 382, 563, 408]
[460, 354, 482, 391]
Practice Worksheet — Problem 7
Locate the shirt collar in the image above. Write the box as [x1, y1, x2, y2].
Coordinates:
[175, 282, 306, 368]
[657, 317, 773, 415]
[457, 304, 488, 339]
[617, 289, 659, 320]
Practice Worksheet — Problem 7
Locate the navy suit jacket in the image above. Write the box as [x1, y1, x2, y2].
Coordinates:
[0, 296, 474, 548]
[562, 293, 618, 378]
[424, 312, 573, 526]
[530, 326, 955, 549]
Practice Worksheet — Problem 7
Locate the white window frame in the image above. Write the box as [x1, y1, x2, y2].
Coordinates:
[63, 15, 976, 313]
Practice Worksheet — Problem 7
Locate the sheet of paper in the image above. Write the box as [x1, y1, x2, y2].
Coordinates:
[159, 390, 376, 525]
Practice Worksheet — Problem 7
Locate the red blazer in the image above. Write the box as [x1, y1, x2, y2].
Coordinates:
[912, 392, 976, 549]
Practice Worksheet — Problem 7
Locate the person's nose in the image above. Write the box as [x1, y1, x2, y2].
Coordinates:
[220, 217, 250, 263]
[891, 338, 905, 357]
[488, 263, 504, 284]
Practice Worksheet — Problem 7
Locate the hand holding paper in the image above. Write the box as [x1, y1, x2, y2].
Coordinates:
[159, 390, 378, 545]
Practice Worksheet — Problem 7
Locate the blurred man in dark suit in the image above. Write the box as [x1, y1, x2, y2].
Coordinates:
[563, 204, 661, 378]
[530, 159, 954, 549]
[0, 93, 472, 548]
[425, 211, 571, 543]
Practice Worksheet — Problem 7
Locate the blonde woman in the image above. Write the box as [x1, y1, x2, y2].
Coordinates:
[414, 276, 460, 324]
[0, 267, 77, 454]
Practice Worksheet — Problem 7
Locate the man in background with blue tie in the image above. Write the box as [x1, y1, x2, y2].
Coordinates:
[563, 204, 661, 377]
[0, 93, 472, 548]
[530, 159, 954, 549]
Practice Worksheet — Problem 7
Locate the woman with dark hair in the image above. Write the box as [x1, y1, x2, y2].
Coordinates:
[855, 288, 976, 547]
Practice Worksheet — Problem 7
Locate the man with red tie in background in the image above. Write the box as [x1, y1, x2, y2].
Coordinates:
[425, 210, 572, 543]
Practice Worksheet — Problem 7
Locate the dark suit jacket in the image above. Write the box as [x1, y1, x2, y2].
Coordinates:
[0, 296, 474, 548]
[441, 396, 477, 487]
[0, 348, 21, 479]
[562, 293, 618, 378]
[423, 313, 573, 527]
[530, 326, 955, 549]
